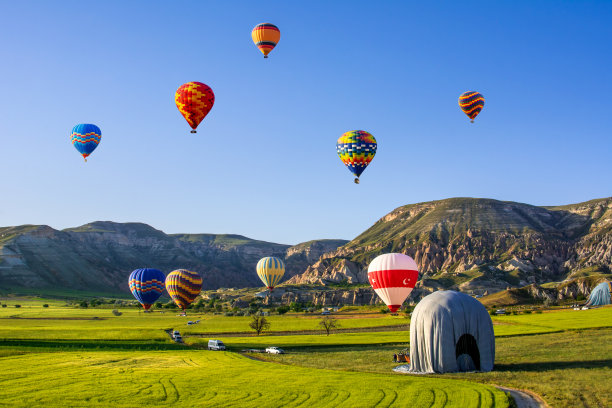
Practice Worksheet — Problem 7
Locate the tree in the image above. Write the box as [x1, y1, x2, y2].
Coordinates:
[277, 306, 289, 315]
[154, 302, 163, 309]
[319, 316, 340, 336]
[289, 302, 302, 312]
[79, 301, 88, 308]
[249, 315, 270, 336]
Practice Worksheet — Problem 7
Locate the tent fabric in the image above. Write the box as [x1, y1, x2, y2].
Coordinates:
[586, 281, 612, 306]
[409, 290, 495, 373]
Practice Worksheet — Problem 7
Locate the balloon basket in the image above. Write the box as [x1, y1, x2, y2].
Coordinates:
[354, 178, 360, 184]
[264, 55, 268, 59]
[470, 120, 474, 123]
[190, 130, 197, 133]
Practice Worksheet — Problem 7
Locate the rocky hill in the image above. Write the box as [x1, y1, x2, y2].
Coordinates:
[288, 197, 612, 298]
[0, 221, 347, 293]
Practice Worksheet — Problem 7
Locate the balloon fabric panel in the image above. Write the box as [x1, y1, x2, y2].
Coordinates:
[252, 23, 280, 57]
[165, 269, 203, 310]
[458, 92, 485, 121]
[336, 130, 377, 178]
[71, 124, 101, 160]
[129, 268, 166, 310]
[175, 82, 215, 130]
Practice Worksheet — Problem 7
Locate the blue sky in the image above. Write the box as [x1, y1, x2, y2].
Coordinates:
[0, 1, 610, 244]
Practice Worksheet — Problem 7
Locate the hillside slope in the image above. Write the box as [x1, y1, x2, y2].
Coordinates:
[289, 197, 612, 297]
[0, 221, 346, 293]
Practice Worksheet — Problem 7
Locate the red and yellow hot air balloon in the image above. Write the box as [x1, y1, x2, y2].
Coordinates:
[251, 23, 280, 58]
[368, 253, 419, 313]
[165, 269, 203, 311]
[175, 82, 215, 133]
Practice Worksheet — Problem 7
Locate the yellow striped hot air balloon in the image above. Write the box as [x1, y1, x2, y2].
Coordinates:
[165, 269, 203, 311]
[256, 257, 285, 290]
[251, 23, 280, 58]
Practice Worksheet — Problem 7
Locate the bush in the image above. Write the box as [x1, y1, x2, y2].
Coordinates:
[535, 310, 542, 314]
[1, 304, 6, 308]
[14, 304, 21, 308]
[380, 308, 389, 314]
[79, 301, 88, 308]
[112, 309, 122, 316]
[523, 310, 532, 314]
[489, 309, 496, 316]
[154, 302, 163, 309]
[42, 304, 49, 308]
[224, 312, 234, 316]
[289, 302, 302, 312]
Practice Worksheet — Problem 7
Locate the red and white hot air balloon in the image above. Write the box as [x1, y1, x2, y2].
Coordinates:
[368, 253, 419, 313]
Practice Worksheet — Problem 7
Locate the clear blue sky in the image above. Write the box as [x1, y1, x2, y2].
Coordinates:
[0, 1, 610, 244]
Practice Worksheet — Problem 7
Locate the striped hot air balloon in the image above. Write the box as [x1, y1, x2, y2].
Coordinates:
[251, 23, 280, 58]
[336, 130, 377, 184]
[458, 91, 485, 123]
[368, 253, 419, 313]
[256, 257, 285, 290]
[128, 268, 166, 310]
[165, 269, 203, 310]
[175, 82, 215, 133]
[70, 124, 101, 162]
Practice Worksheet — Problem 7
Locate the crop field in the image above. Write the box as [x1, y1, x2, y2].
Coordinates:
[0, 300, 610, 407]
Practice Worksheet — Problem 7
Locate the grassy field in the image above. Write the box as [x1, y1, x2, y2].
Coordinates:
[0, 300, 610, 407]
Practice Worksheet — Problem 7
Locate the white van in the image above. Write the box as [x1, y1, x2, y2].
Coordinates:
[208, 339, 226, 351]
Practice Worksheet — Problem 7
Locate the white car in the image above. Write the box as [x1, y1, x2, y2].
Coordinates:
[265, 347, 285, 354]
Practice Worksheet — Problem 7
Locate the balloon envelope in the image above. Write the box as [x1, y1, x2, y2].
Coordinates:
[336, 130, 377, 181]
[165, 269, 203, 310]
[71, 124, 101, 161]
[129, 268, 166, 310]
[252, 23, 280, 58]
[256, 256, 285, 290]
[368, 253, 418, 312]
[175, 82, 215, 131]
[458, 91, 485, 122]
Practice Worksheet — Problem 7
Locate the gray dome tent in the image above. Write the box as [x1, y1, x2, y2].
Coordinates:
[409, 290, 495, 373]
[586, 281, 611, 306]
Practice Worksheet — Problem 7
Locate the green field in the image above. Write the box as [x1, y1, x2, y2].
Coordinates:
[0, 299, 610, 407]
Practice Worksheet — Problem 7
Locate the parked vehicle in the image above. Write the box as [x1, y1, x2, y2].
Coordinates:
[265, 347, 285, 354]
[495, 309, 506, 315]
[208, 339, 226, 351]
[321, 310, 331, 315]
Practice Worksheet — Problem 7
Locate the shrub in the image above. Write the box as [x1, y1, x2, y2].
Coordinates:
[14, 304, 21, 308]
[380, 308, 389, 314]
[224, 312, 234, 316]
[154, 302, 163, 309]
[289, 302, 302, 312]
[1, 304, 6, 308]
[112, 309, 122, 316]
[42, 304, 49, 308]
[535, 310, 542, 314]
[489, 309, 496, 316]
[79, 301, 88, 308]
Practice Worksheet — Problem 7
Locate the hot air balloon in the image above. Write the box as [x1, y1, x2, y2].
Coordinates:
[459, 91, 485, 123]
[71, 124, 101, 162]
[368, 253, 419, 313]
[175, 82, 215, 133]
[336, 130, 377, 184]
[165, 269, 203, 311]
[251, 23, 280, 58]
[256, 256, 285, 291]
[128, 268, 166, 311]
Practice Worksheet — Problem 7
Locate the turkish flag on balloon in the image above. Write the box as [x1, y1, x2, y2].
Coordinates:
[368, 253, 419, 313]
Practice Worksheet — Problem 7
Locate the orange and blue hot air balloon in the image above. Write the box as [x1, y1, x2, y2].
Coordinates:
[129, 268, 166, 311]
[71, 124, 101, 162]
[336, 130, 377, 184]
[251, 23, 280, 58]
[459, 92, 485, 123]
[165, 269, 203, 311]
[175, 82, 215, 133]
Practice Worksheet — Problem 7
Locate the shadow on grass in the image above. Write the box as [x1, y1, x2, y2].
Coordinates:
[0, 339, 185, 351]
[495, 359, 612, 372]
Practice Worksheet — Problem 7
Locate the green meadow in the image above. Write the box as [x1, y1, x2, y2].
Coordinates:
[0, 299, 610, 407]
